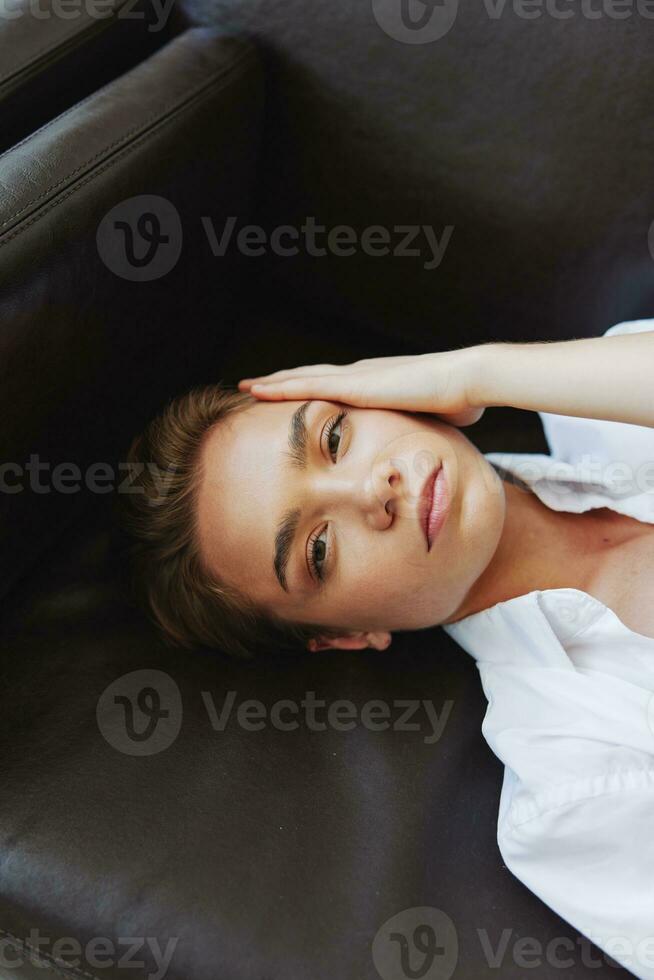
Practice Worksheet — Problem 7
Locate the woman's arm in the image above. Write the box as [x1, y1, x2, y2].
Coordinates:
[474, 331, 654, 427]
[240, 328, 654, 428]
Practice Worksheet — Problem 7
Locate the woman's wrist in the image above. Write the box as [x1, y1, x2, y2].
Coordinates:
[468, 339, 568, 412]
[464, 341, 507, 409]
[465, 332, 654, 426]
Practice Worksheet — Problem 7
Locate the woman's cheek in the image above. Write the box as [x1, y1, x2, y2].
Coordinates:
[346, 568, 403, 616]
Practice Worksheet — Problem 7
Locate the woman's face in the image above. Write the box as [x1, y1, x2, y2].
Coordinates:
[196, 398, 505, 644]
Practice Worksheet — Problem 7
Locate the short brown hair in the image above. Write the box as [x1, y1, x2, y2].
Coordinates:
[115, 383, 353, 659]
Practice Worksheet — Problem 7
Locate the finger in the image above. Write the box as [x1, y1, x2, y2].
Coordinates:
[249, 374, 373, 405]
[238, 355, 420, 390]
[238, 363, 340, 388]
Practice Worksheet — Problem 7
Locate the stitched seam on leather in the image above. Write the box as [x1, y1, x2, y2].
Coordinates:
[0, 928, 100, 980]
[0, 45, 253, 229]
[0, 33, 169, 165]
[0, 0, 126, 87]
[0, 59, 256, 249]
[0, 82, 115, 162]
[0, 38, 250, 166]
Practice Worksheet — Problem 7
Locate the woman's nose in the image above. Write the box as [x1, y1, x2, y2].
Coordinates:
[364, 456, 404, 529]
[310, 456, 405, 528]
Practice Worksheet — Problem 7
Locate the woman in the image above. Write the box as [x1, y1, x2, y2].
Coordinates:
[120, 318, 654, 979]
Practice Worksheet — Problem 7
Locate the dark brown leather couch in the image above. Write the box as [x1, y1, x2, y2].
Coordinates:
[2, 2, 653, 977]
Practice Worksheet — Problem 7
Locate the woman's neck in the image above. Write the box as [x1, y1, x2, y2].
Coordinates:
[446, 479, 623, 622]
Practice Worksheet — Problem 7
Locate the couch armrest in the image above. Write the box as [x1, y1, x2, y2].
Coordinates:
[0, 27, 264, 601]
[0, 0, 187, 151]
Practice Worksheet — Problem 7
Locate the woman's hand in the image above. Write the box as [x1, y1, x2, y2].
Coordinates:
[238, 348, 486, 427]
[240, 329, 654, 429]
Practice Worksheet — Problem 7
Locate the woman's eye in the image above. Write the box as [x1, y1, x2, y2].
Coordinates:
[309, 528, 328, 580]
[328, 424, 341, 458]
[310, 411, 348, 581]
[325, 411, 347, 462]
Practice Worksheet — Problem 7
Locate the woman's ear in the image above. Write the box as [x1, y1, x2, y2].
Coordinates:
[307, 631, 392, 652]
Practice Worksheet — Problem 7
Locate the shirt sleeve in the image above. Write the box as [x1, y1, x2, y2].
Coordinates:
[479, 656, 654, 980]
[498, 770, 654, 979]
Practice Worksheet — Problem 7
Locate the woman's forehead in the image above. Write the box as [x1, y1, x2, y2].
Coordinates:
[196, 400, 301, 584]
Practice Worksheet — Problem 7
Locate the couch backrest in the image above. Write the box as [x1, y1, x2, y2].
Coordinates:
[181, 0, 654, 348]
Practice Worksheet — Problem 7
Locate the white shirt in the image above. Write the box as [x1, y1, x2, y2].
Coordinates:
[442, 319, 654, 979]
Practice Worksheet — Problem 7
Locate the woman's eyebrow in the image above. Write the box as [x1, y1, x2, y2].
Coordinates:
[273, 508, 301, 593]
[285, 400, 311, 469]
[273, 400, 313, 591]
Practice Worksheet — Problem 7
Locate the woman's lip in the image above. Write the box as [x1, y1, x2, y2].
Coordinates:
[426, 466, 449, 551]
[419, 464, 441, 550]
[419, 463, 449, 552]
